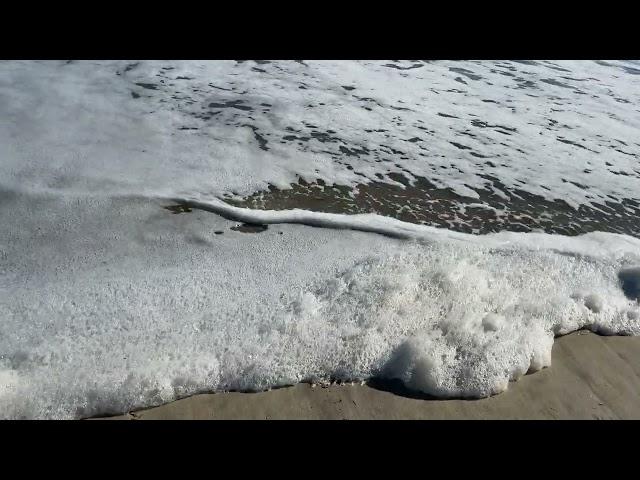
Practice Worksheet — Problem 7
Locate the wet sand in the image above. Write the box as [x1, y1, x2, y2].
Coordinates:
[226, 175, 640, 238]
[98, 331, 640, 420]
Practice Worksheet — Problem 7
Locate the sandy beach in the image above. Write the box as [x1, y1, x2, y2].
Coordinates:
[97, 331, 640, 420]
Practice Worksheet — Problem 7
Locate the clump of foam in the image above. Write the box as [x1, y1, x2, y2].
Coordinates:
[288, 241, 637, 398]
[482, 313, 504, 332]
[584, 294, 605, 313]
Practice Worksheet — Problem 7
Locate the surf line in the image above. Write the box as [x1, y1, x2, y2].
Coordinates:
[166, 196, 450, 241]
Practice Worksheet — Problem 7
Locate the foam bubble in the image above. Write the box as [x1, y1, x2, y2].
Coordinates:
[584, 294, 604, 313]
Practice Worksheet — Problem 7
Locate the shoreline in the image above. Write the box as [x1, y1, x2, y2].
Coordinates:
[95, 330, 640, 420]
[4, 61, 640, 420]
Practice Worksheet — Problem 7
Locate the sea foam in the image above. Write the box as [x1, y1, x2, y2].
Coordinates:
[1, 191, 639, 418]
[1, 60, 639, 418]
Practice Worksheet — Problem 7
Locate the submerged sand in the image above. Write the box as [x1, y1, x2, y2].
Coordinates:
[97, 331, 640, 420]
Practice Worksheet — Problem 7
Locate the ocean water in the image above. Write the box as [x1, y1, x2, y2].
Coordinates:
[1, 60, 639, 418]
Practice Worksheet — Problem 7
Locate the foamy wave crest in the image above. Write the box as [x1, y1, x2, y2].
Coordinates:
[1, 192, 639, 417]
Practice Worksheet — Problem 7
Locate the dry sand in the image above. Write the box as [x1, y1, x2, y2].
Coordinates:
[97, 331, 640, 420]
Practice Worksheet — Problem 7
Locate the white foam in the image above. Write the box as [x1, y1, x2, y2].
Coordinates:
[1, 60, 639, 208]
[1, 191, 639, 417]
[1, 60, 640, 418]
